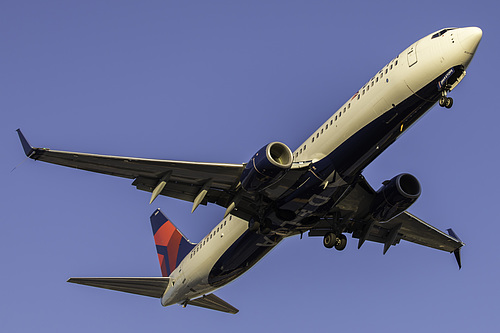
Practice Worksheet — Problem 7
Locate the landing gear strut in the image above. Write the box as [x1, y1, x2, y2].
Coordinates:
[323, 233, 347, 251]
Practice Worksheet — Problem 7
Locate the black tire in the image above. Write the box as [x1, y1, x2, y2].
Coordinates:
[439, 96, 447, 107]
[445, 97, 454, 109]
[335, 234, 347, 251]
[323, 232, 336, 249]
[248, 221, 260, 232]
[260, 227, 271, 234]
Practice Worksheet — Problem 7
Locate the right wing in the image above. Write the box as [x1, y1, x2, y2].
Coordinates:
[17, 129, 244, 209]
[17, 130, 309, 217]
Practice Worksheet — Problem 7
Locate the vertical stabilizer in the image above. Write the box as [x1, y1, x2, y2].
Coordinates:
[150, 209, 196, 277]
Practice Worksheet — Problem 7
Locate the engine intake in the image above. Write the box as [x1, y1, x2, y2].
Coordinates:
[370, 173, 421, 222]
[240, 142, 293, 193]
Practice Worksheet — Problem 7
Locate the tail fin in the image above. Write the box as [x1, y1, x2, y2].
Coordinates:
[150, 209, 196, 277]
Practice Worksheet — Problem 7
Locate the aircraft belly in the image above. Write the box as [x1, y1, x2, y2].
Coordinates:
[208, 231, 283, 288]
[274, 69, 457, 224]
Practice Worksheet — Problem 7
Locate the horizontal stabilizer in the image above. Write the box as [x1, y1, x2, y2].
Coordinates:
[68, 277, 170, 298]
[186, 293, 239, 314]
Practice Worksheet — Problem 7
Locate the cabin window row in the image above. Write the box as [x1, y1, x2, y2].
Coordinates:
[190, 216, 230, 258]
[295, 57, 399, 159]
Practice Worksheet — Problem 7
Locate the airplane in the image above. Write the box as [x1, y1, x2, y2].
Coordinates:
[17, 26, 482, 314]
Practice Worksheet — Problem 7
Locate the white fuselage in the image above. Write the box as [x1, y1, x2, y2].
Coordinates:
[162, 27, 482, 307]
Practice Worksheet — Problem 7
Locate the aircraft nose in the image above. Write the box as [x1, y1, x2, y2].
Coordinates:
[458, 27, 482, 55]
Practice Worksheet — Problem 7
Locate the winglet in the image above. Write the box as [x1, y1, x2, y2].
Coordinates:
[16, 129, 35, 157]
[447, 228, 463, 269]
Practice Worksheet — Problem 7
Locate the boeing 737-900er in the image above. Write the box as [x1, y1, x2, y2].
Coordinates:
[17, 27, 482, 314]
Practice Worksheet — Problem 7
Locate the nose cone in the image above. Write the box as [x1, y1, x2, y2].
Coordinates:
[458, 27, 482, 55]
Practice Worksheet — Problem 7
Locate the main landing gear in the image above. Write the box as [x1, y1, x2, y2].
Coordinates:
[323, 232, 347, 251]
[439, 90, 453, 109]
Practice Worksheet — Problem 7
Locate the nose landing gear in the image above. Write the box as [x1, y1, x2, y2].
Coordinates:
[439, 96, 453, 108]
[439, 89, 454, 109]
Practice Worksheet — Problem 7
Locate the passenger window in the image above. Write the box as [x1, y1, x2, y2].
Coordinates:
[366, 85, 369, 91]
[312, 137, 315, 143]
[362, 89, 365, 95]
[224, 221, 226, 226]
[390, 64, 393, 70]
[348, 103, 350, 109]
[217, 227, 219, 232]
[330, 119, 333, 125]
[395, 60, 398, 66]
[357, 94, 360, 100]
[316, 133, 319, 138]
[371, 81, 374, 87]
[300, 148, 302, 154]
[376, 77, 379, 83]
[339, 112, 342, 117]
[303, 145, 306, 150]
[321, 129, 323, 134]
[325, 124, 328, 130]
[385, 68, 388, 74]
[335, 115, 337, 121]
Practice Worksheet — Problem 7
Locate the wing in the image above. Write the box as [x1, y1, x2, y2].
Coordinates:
[67, 277, 170, 298]
[17, 130, 244, 209]
[367, 211, 464, 253]
[309, 175, 464, 267]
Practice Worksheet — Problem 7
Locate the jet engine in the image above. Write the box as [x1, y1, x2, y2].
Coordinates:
[370, 173, 421, 222]
[240, 142, 293, 193]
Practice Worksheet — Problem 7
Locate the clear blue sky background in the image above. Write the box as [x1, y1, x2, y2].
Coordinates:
[2, 1, 498, 332]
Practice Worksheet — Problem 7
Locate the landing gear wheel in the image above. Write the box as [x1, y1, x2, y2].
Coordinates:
[259, 218, 272, 234]
[248, 221, 260, 232]
[439, 96, 447, 107]
[323, 232, 337, 249]
[335, 234, 347, 251]
[445, 97, 453, 109]
[260, 226, 271, 234]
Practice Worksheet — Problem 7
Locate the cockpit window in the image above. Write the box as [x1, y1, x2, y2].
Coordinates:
[432, 28, 456, 39]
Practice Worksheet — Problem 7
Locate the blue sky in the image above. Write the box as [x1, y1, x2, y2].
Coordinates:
[2, 1, 498, 331]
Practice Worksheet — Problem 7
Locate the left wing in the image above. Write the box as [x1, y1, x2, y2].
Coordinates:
[310, 176, 464, 267]
[17, 129, 244, 209]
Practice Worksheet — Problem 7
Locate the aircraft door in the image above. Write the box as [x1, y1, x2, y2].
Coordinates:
[407, 42, 418, 67]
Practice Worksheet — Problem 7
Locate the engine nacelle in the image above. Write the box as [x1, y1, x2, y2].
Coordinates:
[370, 173, 421, 222]
[240, 142, 293, 193]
